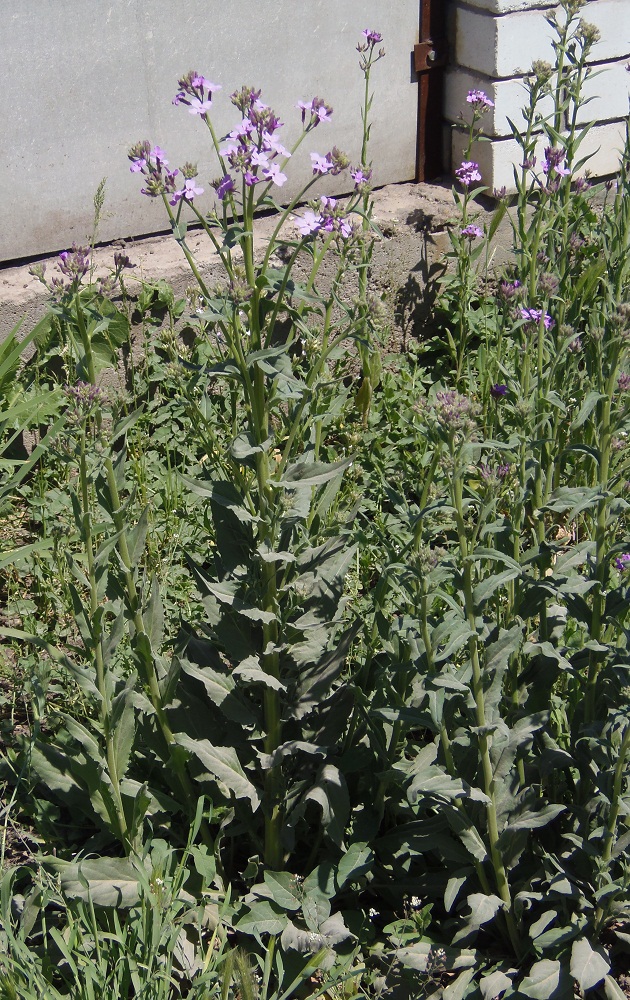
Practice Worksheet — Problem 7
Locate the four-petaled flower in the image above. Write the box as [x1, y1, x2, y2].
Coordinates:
[170, 177, 204, 206]
[362, 29, 383, 45]
[490, 383, 508, 400]
[311, 152, 332, 175]
[614, 552, 630, 571]
[215, 175, 235, 200]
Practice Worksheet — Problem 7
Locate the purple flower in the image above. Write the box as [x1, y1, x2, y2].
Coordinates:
[264, 132, 291, 158]
[490, 383, 508, 399]
[298, 97, 332, 126]
[455, 161, 482, 188]
[542, 146, 570, 177]
[58, 245, 90, 281]
[311, 97, 333, 123]
[466, 89, 494, 111]
[263, 162, 287, 187]
[350, 166, 372, 188]
[186, 95, 214, 116]
[362, 29, 383, 45]
[244, 170, 259, 186]
[460, 224, 484, 239]
[499, 279, 522, 301]
[295, 209, 322, 236]
[520, 307, 554, 329]
[311, 152, 332, 175]
[170, 178, 204, 205]
[614, 552, 630, 571]
[480, 462, 511, 482]
[617, 373, 630, 392]
[215, 175, 235, 200]
[191, 75, 221, 94]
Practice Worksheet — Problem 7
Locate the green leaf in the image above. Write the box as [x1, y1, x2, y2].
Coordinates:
[50, 857, 141, 907]
[603, 976, 627, 1000]
[473, 568, 520, 610]
[174, 733, 260, 809]
[570, 938, 610, 992]
[277, 456, 352, 488]
[336, 842, 373, 891]
[262, 871, 302, 911]
[230, 432, 274, 462]
[304, 764, 349, 848]
[480, 969, 512, 1000]
[570, 391, 606, 430]
[444, 969, 476, 1000]
[520, 960, 563, 1000]
[236, 899, 288, 940]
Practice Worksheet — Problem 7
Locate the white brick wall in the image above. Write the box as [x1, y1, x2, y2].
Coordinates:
[445, 0, 630, 191]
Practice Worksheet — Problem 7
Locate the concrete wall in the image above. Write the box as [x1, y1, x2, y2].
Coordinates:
[444, 0, 630, 192]
[0, 1, 420, 263]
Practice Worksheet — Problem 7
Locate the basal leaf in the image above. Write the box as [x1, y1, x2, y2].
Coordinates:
[520, 960, 563, 1000]
[50, 858, 141, 907]
[570, 938, 610, 992]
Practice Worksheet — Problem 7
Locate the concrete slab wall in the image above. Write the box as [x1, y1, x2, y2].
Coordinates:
[0, 1, 420, 264]
[444, 0, 630, 192]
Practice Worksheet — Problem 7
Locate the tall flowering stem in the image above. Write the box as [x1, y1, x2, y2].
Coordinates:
[129, 45, 379, 870]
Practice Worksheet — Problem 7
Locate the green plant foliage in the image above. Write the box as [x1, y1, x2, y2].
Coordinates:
[1, 4, 630, 999]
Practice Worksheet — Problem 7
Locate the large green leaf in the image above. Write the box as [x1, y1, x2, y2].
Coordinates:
[174, 733, 260, 809]
[570, 938, 610, 992]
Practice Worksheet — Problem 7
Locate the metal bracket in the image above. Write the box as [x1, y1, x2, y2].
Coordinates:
[414, 39, 448, 73]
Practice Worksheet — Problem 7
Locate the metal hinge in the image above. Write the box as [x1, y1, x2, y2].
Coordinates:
[414, 38, 448, 73]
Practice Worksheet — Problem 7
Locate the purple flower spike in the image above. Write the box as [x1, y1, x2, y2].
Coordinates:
[490, 383, 508, 400]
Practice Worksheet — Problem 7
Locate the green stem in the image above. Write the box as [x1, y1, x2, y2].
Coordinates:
[452, 472, 521, 957]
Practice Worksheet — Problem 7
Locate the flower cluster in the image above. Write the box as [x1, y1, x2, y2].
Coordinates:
[128, 142, 179, 200]
[294, 196, 354, 239]
[542, 146, 570, 179]
[455, 161, 482, 188]
[614, 552, 630, 571]
[214, 86, 297, 191]
[433, 391, 480, 437]
[499, 279, 522, 301]
[466, 89, 494, 112]
[480, 462, 511, 483]
[520, 307, 554, 329]
[357, 28, 386, 70]
[310, 147, 349, 177]
[490, 383, 508, 400]
[63, 380, 106, 419]
[172, 71, 221, 115]
[460, 224, 483, 240]
[618, 373, 630, 392]
[58, 244, 90, 282]
[296, 96, 333, 127]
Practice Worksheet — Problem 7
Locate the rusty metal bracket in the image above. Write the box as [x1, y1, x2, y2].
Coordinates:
[414, 39, 448, 73]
